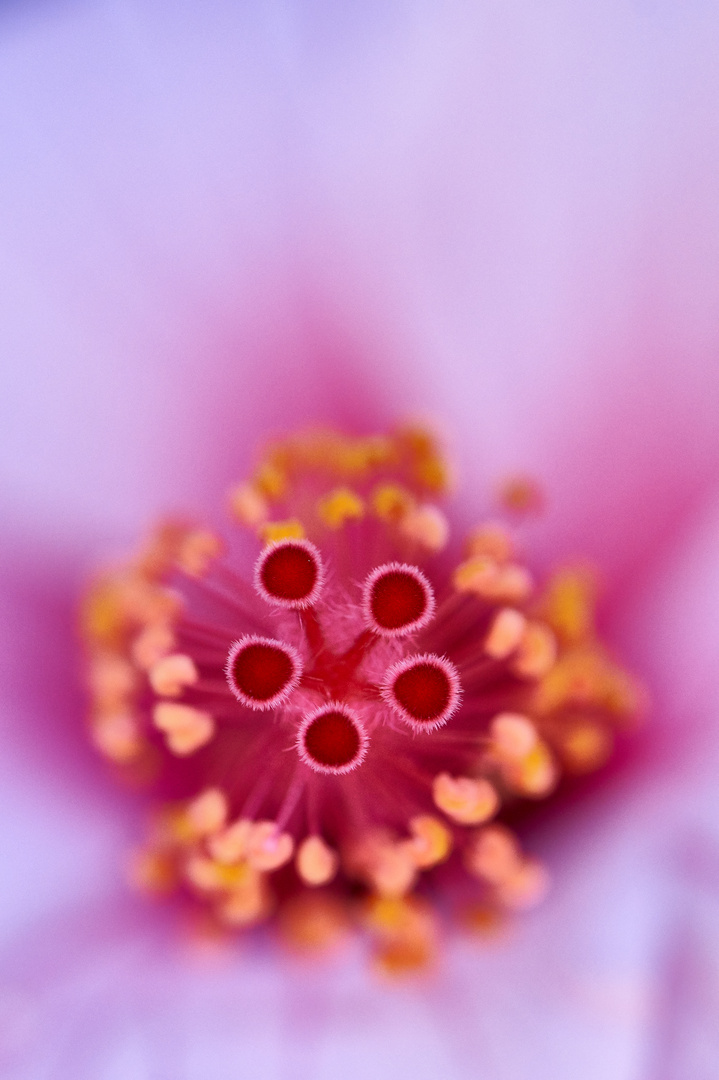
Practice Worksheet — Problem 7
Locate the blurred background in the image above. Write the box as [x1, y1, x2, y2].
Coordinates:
[1, 2, 719, 1078]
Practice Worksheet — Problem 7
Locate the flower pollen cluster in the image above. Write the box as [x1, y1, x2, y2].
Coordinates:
[82, 426, 643, 974]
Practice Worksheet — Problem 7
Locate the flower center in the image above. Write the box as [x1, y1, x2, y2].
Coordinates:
[81, 425, 643, 971]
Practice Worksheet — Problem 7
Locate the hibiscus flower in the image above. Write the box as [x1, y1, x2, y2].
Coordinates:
[2, 2, 719, 1078]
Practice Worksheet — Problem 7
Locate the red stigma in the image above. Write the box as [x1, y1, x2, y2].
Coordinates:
[255, 539, 323, 608]
[363, 563, 435, 637]
[298, 704, 368, 774]
[383, 654, 461, 731]
[226, 636, 301, 710]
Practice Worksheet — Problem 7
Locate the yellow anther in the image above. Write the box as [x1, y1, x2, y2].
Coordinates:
[484, 608, 527, 659]
[176, 530, 223, 578]
[152, 702, 215, 755]
[371, 483, 416, 523]
[372, 847, 417, 898]
[453, 554, 498, 593]
[246, 821, 295, 872]
[253, 462, 287, 500]
[539, 567, 597, 646]
[296, 836, 339, 886]
[496, 857, 550, 911]
[317, 487, 365, 529]
[185, 789, 228, 837]
[81, 580, 127, 649]
[279, 893, 349, 952]
[185, 854, 251, 892]
[116, 578, 182, 628]
[460, 902, 506, 937]
[131, 623, 176, 671]
[497, 475, 544, 515]
[345, 831, 417, 897]
[228, 483, 269, 528]
[532, 646, 641, 721]
[88, 654, 137, 711]
[259, 519, 306, 543]
[464, 523, 514, 563]
[453, 556, 533, 603]
[357, 434, 395, 470]
[149, 653, 198, 697]
[218, 874, 271, 927]
[208, 818, 253, 864]
[464, 825, 522, 885]
[413, 453, 451, 494]
[558, 718, 613, 774]
[406, 815, 452, 869]
[128, 847, 177, 895]
[364, 896, 437, 976]
[91, 710, 142, 763]
[490, 712, 538, 761]
[136, 521, 194, 578]
[432, 773, 499, 825]
[512, 621, 557, 678]
[399, 504, 450, 553]
[398, 424, 452, 494]
[506, 740, 557, 798]
[490, 564, 534, 603]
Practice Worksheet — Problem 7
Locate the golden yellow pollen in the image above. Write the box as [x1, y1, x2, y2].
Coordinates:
[128, 847, 178, 895]
[484, 608, 527, 659]
[317, 487, 365, 529]
[399, 504, 450, 552]
[296, 836, 339, 886]
[364, 896, 437, 976]
[217, 872, 270, 927]
[131, 623, 176, 670]
[346, 832, 417, 897]
[208, 818, 253, 864]
[149, 653, 199, 697]
[152, 702, 215, 755]
[540, 566, 597, 646]
[371, 483, 416, 523]
[90, 710, 142, 763]
[82, 581, 127, 649]
[497, 475, 544, 515]
[464, 825, 522, 885]
[87, 654, 137, 711]
[511, 621, 557, 678]
[176, 530, 223, 578]
[506, 741, 557, 798]
[496, 858, 550, 911]
[532, 646, 642, 720]
[228, 482, 269, 527]
[406, 815, 452, 869]
[452, 556, 533, 603]
[185, 854, 247, 892]
[557, 718, 613, 774]
[399, 424, 453, 494]
[279, 893, 349, 952]
[490, 712, 538, 761]
[453, 554, 497, 593]
[185, 789, 228, 837]
[246, 822, 294, 872]
[259, 519, 306, 543]
[464, 523, 514, 563]
[253, 462, 287, 500]
[82, 424, 645, 965]
[432, 773, 499, 825]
